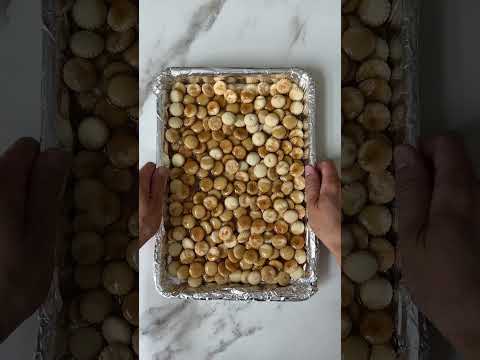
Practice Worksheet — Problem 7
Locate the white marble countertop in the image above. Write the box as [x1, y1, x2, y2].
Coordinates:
[139, 1, 341, 359]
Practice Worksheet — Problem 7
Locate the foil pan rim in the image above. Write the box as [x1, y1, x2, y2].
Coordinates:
[152, 67, 320, 302]
[36, 0, 64, 358]
[394, 0, 429, 359]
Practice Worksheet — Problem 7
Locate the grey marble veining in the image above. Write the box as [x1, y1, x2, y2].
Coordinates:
[140, 0, 226, 106]
[159, 0, 226, 65]
[142, 300, 266, 360]
[288, 15, 307, 50]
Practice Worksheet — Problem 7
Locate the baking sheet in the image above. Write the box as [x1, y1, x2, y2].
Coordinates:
[152, 67, 320, 301]
[36, 0, 65, 359]
[37, 0, 140, 358]
[341, 0, 426, 358]
[394, 1, 430, 359]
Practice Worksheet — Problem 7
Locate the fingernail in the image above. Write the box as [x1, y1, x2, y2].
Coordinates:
[319, 160, 331, 172]
[305, 165, 315, 176]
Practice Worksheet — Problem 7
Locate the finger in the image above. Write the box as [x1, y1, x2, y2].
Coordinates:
[24, 150, 70, 298]
[151, 167, 170, 202]
[150, 167, 169, 223]
[0, 137, 40, 236]
[147, 168, 170, 241]
[139, 162, 156, 201]
[421, 135, 475, 215]
[305, 164, 321, 206]
[139, 164, 168, 248]
[25, 150, 70, 245]
[395, 144, 432, 252]
[139, 212, 161, 248]
[0, 137, 39, 194]
[319, 160, 340, 197]
[0, 137, 39, 162]
[139, 235, 148, 248]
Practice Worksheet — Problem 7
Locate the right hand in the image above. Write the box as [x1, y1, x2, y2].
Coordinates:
[395, 135, 480, 359]
[305, 160, 342, 264]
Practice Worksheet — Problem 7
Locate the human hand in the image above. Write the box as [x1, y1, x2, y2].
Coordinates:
[395, 135, 480, 360]
[0, 138, 69, 342]
[139, 162, 169, 247]
[305, 160, 342, 264]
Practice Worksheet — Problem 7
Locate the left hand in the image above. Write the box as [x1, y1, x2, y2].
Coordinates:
[0, 138, 70, 342]
[139, 162, 169, 247]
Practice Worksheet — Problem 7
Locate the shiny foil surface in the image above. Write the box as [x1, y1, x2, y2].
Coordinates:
[153, 67, 319, 301]
[392, 1, 430, 360]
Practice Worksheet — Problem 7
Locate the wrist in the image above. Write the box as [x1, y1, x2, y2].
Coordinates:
[318, 233, 341, 266]
[330, 244, 342, 266]
[325, 228, 342, 265]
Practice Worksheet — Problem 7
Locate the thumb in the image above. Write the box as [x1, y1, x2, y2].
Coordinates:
[305, 164, 321, 207]
[151, 166, 169, 203]
[395, 145, 432, 253]
[139, 162, 156, 202]
[25, 150, 70, 296]
[319, 160, 340, 197]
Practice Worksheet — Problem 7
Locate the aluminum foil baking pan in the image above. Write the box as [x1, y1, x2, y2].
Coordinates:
[391, 0, 430, 359]
[152, 67, 319, 301]
[36, 0, 66, 359]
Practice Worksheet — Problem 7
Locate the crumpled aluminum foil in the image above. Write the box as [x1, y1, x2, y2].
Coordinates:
[152, 67, 319, 301]
[396, 1, 431, 360]
[390, 1, 430, 359]
[36, 0, 66, 359]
